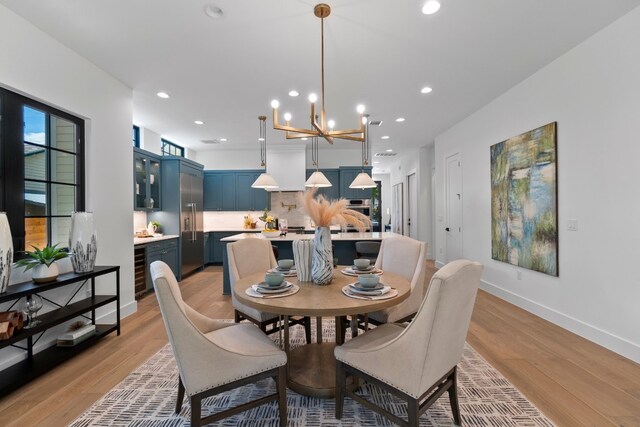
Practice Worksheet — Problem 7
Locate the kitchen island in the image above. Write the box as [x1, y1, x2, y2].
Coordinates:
[219, 232, 402, 294]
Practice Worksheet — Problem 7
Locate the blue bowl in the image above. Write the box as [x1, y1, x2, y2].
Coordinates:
[264, 272, 285, 287]
[357, 274, 380, 288]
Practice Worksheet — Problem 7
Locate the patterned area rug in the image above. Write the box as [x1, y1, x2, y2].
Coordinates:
[70, 320, 555, 426]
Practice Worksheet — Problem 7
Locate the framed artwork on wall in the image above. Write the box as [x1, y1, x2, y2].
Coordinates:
[490, 122, 558, 276]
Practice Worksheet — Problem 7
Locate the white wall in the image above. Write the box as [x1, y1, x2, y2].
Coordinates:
[196, 146, 363, 171]
[388, 147, 434, 258]
[141, 126, 162, 155]
[434, 6, 640, 362]
[0, 4, 135, 368]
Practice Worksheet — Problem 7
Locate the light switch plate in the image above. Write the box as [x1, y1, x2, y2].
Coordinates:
[567, 219, 578, 231]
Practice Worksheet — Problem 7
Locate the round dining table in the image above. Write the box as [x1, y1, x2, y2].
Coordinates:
[233, 267, 411, 398]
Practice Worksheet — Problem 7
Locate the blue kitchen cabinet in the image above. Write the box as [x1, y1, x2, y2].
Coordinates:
[134, 148, 162, 211]
[339, 167, 373, 199]
[204, 172, 236, 211]
[204, 232, 212, 264]
[306, 168, 340, 200]
[143, 238, 179, 290]
[204, 170, 270, 211]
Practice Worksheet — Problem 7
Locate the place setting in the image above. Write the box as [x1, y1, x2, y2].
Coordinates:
[342, 273, 398, 301]
[341, 258, 383, 277]
[245, 271, 300, 299]
[268, 259, 297, 277]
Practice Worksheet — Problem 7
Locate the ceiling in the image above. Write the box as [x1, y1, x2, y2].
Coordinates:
[3, 0, 639, 167]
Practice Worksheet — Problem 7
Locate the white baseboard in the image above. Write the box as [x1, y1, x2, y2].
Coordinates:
[480, 279, 640, 364]
[435, 260, 445, 268]
[0, 300, 138, 372]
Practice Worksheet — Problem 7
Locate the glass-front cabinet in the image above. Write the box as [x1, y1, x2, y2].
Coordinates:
[134, 148, 161, 210]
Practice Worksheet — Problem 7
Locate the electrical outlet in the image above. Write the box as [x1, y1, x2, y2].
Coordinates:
[567, 219, 578, 232]
[517, 270, 522, 280]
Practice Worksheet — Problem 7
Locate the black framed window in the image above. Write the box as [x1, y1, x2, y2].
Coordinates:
[132, 125, 140, 148]
[0, 86, 85, 253]
[161, 138, 184, 157]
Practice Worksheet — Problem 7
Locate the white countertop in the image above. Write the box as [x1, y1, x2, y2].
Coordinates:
[220, 232, 402, 242]
[204, 226, 341, 233]
[134, 234, 179, 246]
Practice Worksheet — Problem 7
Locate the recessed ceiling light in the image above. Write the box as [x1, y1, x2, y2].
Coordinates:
[289, 90, 299, 97]
[374, 161, 380, 164]
[220, 138, 227, 142]
[422, 0, 441, 15]
[194, 120, 204, 125]
[258, 138, 265, 141]
[203, 4, 224, 19]
[395, 117, 405, 122]
[421, 86, 433, 94]
[301, 137, 308, 140]
[386, 149, 393, 152]
[157, 92, 170, 99]
[381, 136, 390, 140]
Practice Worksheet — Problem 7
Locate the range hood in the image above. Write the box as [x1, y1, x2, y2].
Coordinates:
[266, 146, 306, 192]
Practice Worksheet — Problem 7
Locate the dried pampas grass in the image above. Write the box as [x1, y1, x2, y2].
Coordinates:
[299, 188, 371, 232]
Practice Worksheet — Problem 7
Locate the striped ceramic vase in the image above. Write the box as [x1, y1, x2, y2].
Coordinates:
[0, 213, 13, 293]
[311, 227, 333, 286]
[292, 239, 313, 282]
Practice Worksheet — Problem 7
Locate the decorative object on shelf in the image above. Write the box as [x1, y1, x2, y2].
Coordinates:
[23, 294, 43, 329]
[57, 322, 96, 347]
[305, 136, 332, 188]
[69, 212, 98, 273]
[0, 311, 23, 340]
[270, 3, 366, 144]
[147, 220, 161, 235]
[258, 209, 277, 231]
[349, 114, 377, 189]
[251, 116, 279, 189]
[300, 188, 371, 285]
[243, 215, 256, 229]
[292, 239, 313, 282]
[15, 244, 68, 283]
[0, 212, 13, 294]
[491, 122, 558, 276]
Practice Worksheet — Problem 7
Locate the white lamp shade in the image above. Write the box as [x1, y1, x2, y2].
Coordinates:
[349, 172, 377, 189]
[305, 171, 332, 188]
[251, 172, 279, 190]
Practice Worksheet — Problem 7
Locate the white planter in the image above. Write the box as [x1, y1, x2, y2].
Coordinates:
[0, 213, 13, 293]
[69, 212, 98, 273]
[32, 262, 59, 283]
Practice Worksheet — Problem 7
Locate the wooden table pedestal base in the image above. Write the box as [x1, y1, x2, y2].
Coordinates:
[287, 342, 357, 398]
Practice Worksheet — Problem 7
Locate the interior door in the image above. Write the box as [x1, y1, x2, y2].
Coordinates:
[445, 153, 463, 261]
[407, 173, 418, 238]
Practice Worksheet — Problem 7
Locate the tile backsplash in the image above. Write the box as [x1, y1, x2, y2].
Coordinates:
[133, 211, 148, 234]
[203, 191, 311, 231]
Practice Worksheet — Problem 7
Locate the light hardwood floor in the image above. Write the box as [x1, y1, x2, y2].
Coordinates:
[1, 263, 639, 426]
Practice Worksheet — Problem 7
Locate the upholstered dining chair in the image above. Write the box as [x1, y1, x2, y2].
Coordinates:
[355, 241, 381, 263]
[365, 236, 427, 325]
[150, 261, 288, 427]
[227, 238, 312, 343]
[335, 259, 484, 427]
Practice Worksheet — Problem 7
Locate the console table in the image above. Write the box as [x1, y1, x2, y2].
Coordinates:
[0, 266, 120, 397]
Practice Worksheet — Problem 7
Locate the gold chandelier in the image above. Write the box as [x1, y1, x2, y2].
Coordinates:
[270, 3, 366, 144]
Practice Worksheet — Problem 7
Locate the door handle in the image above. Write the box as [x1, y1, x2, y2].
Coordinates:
[192, 203, 197, 242]
[445, 227, 450, 232]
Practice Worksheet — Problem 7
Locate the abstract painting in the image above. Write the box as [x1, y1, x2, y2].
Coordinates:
[490, 122, 558, 276]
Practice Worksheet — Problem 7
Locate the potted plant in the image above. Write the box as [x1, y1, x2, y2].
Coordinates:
[15, 244, 69, 283]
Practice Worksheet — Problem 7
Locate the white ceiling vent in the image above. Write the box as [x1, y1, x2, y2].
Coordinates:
[201, 139, 223, 145]
[375, 152, 397, 157]
[369, 120, 383, 127]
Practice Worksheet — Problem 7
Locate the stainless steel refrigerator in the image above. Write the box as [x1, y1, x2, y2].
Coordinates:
[180, 172, 203, 277]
